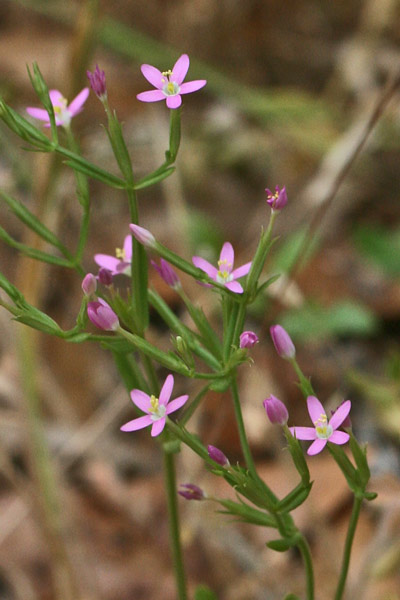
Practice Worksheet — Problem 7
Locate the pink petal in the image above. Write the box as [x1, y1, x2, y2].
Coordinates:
[219, 242, 234, 270]
[307, 438, 327, 455]
[166, 95, 182, 109]
[159, 374, 174, 406]
[231, 261, 252, 280]
[120, 414, 153, 432]
[141, 64, 164, 89]
[115, 261, 131, 275]
[137, 90, 166, 103]
[49, 89, 63, 104]
[290, 426, 317, 440]
[171, 54, 189, 85]
[179, 80, 207, 94]
[123, 235, 133, 261]
[68, 87, 89, 116]
[307, 396, 326, 426]
[94, 254, 120, 273]
[151, 418, 166, 437]
[166, 395, 189, 414]
[329, 431, 350, 445]
[225, 280, 243, 293]
[329, 400, 351, 431]
[192, 256, 218, 280]
[26, 107, 50, 122]
[130, 389, 151, 413]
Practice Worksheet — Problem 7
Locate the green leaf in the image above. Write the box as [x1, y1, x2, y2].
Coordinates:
[194, 585, 218, 600]
[134, 166, 175, 190]
[276, 482, 313, 513]
[284, 428, 310, 485]
[349, 434, 371, 487]
[266, 538, 296, 552]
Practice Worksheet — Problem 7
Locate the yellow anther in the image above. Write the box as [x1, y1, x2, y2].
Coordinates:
[162, 69, 173, 77]
[115, 247, 125, 259]
[149, 394, 159, 413]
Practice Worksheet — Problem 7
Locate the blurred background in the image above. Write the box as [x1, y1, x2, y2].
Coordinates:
[0, 0, 400, 598]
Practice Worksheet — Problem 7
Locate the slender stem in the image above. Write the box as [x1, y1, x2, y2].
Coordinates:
[163, 451, 188, 600]
[230, 377, 257, 477]
[296, 535, 315, 600]
[334, 496, 363, 600]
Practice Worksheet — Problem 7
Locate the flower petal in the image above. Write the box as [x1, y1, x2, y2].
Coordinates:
[180, 80, 207, 94]
[166, 94, 182, 109]
[329, 400, 351, 431]
[307, 396, 326, 426]
[192, 256, 218, 280]
[231, 261, 252, 280]
[120, 414, 153, 432]
[123, 235, 133, 261]
[141, 64, 164, 88]
[68, 87, 89, 116]
[219, 242, 234, 270]
[49, 90, 63, 104]
[159, 374, 174, 406]
[130, 389, 151, 413]
[225, 280, 243, 293]
[151, 417, 166, 437]
[307, 438, 327, 455]
[172, 54, 189, 85]
[137, 90, 166, 103]
[26, 107, 50, 121]
[166, 395, 189, 414]
[329, 431, 350, 445]
[290, 426, 317, 440]
[94, 254, 120, 273]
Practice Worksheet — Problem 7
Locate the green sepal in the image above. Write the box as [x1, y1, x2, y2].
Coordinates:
[104, 111, 134, 183]
[266, 535, 299, 552]
[13, 310, 62, 336]
[209, 378, 231, 392]
[349, 433, 371, 487]
[27, 62, 57, 140]
[283, 427, 310, 485]
[276, 481, 313, 513]
[165, 107, 181, 164]
[297, 372, 315, 398]
[0, 99, 53, 149]
[327, 444, 362, 493]
[218, 498, 277, 528]
[194, 585, 218, 600]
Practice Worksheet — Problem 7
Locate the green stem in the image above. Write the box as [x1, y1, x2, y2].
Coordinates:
[296, 535, 315, 600]
[163, 451, 188, 600]
[230, 377, 257, 477]
[334, 496, 363, 600]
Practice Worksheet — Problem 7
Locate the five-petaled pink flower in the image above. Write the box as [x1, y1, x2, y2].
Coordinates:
[26, 88, 89, 128]
[290, 396, 351, 456]
[192, 242, 251, 294]
[120, 374, 189, 437]
[136, 54, 207, 109]
[94, 235, 132, 276]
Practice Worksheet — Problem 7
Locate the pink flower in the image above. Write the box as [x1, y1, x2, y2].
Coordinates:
[120, 374, 189, 437]
[270, 325, 296, 360]
[263, 395, 289, 425]
[81, 273, 97, 296]
[87, 65, 107, 100]
[290, 396, 351, 455]
[265, 186, 288, 212]
[239, 331, 259, 349]
[129, 224, 156, 248]
[87, 298, 119, 331]
[94, 235, 132, 276]
[178, 483, 206, 501]
[207, 445, 230, 467]
[136, 54, 207, 109]
[151, 259, 180, 288]
[26, 88, 89, 128]
[192, 242, 251, 294]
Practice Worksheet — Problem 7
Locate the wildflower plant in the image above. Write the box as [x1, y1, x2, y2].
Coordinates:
[0, 56, 376, 600]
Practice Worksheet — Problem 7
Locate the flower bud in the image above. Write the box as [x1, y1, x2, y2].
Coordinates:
[270, 325, 295, 360]
[87, 299, 119, 331]
[207, 445, 230, 467]
[239, 330, 259, 349]
[178, 483, 205, 501]
[265, 185, 288, 212]
[151, 258, 180, 288]
[86, 65, 107, 100]
[263, 395, 289, 425]
[129, 223, 156, 248]
[81, 273, 97, 296]
[98, 267, 113, 286]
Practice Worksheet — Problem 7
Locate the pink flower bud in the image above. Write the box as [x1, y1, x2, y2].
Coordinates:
[151, 259, 180, 288]
[270, 325, 295, 360]
[87, 299, 119, 331]
[87, 65, 107, 100]
[263, 395, 289, 425]
[207, 445, 230, 467]
[265, 185, 288, 212]
[82, 273, 97, 296]
[239, 330, 259, 349]
[178, 483, 205, 501]
[129, 223, 156, 248]
[98, 268, 113, 286]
